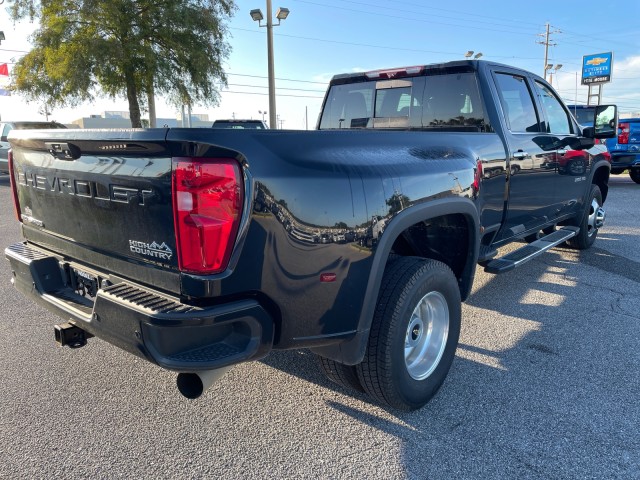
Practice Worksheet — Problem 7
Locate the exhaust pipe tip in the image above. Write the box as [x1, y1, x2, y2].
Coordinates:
[176, 373, 206, 399]
[176, 367, 232, 399]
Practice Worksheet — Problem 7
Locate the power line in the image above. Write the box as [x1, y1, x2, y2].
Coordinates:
[227, 82, 326, 93]
[329, 0, 639, 57]
[291, 0, 541, 37]
[348, 0, 549, 29]
[221, 90, 323, 99]
[232, 27, 544, 61]
[297, 0, 542, 34]
[228, 72, 327, 85]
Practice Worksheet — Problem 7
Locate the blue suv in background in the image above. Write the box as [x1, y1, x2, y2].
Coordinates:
[568, 105, 640, 184]
[606, 118, 640, 184]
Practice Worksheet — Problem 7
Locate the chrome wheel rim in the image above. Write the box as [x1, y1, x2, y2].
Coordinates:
[404, 291, 449, 381]
[586, 197, 605, 237]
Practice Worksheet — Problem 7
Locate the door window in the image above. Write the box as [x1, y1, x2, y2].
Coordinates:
[535, 81, 572, 134]
[495, 73, 541, 133]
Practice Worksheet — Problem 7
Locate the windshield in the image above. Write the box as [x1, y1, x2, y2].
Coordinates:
[318, 72, 488, 132]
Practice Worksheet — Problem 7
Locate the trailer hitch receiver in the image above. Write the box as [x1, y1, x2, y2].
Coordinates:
[54, 323, 92, 348]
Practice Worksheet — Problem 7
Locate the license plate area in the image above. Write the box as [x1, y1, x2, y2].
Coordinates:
[70, 267, 100, 299]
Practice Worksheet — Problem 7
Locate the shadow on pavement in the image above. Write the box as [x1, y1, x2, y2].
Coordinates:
[262, 238, 640, 478]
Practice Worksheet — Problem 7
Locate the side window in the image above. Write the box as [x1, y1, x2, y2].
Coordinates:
[421, 73, 487, 130]
[494, 73, 540, 133]
[319, 84, 374, 129]
[535, 81, 572, 134]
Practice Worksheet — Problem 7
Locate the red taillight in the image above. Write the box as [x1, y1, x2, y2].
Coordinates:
[172, 158, 243, 274]
[7, 150, 22, 222]
[618, 122, 630, 144]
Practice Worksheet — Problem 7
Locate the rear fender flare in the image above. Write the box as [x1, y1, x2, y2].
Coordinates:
[316, 197, 480, 365]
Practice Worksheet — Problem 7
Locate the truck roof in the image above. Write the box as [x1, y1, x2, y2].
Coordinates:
[327, 59, 534, 85]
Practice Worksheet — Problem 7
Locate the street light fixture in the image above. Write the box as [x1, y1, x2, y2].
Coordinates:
[464, 50, 474, 58]
[545, 63, 562, 85]
[249, 9, 264, 22]
[275, 8, 289, 21]
[250, 2, 290, 129]
[474, 52, 483, 59]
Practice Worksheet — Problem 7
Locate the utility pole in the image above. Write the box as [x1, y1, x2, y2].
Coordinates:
[537, 23, 561, 80]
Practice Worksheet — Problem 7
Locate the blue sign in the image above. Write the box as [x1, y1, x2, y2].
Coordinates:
[582, 52, 613, 85]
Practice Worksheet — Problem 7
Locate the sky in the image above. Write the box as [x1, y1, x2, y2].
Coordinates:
[1, 0, 639, 129]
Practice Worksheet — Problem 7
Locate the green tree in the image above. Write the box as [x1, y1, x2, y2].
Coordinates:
[386, 192, 410, 215]
[7, 0, 236, 127]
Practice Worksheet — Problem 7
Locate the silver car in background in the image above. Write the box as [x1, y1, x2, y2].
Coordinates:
[0, 121, 67, 173]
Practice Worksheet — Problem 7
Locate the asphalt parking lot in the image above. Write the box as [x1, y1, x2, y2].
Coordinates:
[1, 173, 638, 479]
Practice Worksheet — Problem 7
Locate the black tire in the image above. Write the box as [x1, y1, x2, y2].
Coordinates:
[316, 356, 364, 392]
[356, 257, 461, 411]
[567, 184, 603, 250]
[630, 169, 640, 184]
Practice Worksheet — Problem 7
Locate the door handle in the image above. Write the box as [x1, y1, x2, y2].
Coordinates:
[513, 151, 529, 159]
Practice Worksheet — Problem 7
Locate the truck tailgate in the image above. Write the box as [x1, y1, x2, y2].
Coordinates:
[8, 129, 180, 291]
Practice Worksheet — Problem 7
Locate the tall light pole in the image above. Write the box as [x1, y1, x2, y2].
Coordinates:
[250, 4, 290, 129]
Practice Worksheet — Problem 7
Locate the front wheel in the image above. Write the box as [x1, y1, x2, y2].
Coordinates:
[357, 257, 461, 411]
[630, 168, 640, 184]
[567, 184, 604, 250]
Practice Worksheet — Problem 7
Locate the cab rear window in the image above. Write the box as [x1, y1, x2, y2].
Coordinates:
[319, 72, 489, 132]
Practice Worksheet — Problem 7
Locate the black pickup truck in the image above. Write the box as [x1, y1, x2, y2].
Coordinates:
[4, 60, 617, 410]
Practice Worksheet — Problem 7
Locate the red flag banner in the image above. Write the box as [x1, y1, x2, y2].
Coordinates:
[0, 63, 8, 76]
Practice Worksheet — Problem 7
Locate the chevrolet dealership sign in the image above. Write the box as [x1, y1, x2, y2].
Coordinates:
[581, 52, 613, 85]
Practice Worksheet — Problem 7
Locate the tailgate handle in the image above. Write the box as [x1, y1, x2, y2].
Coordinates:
[45, 142, 81, 160]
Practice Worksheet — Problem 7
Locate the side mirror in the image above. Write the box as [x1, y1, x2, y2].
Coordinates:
[583, 104, 617, 139]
